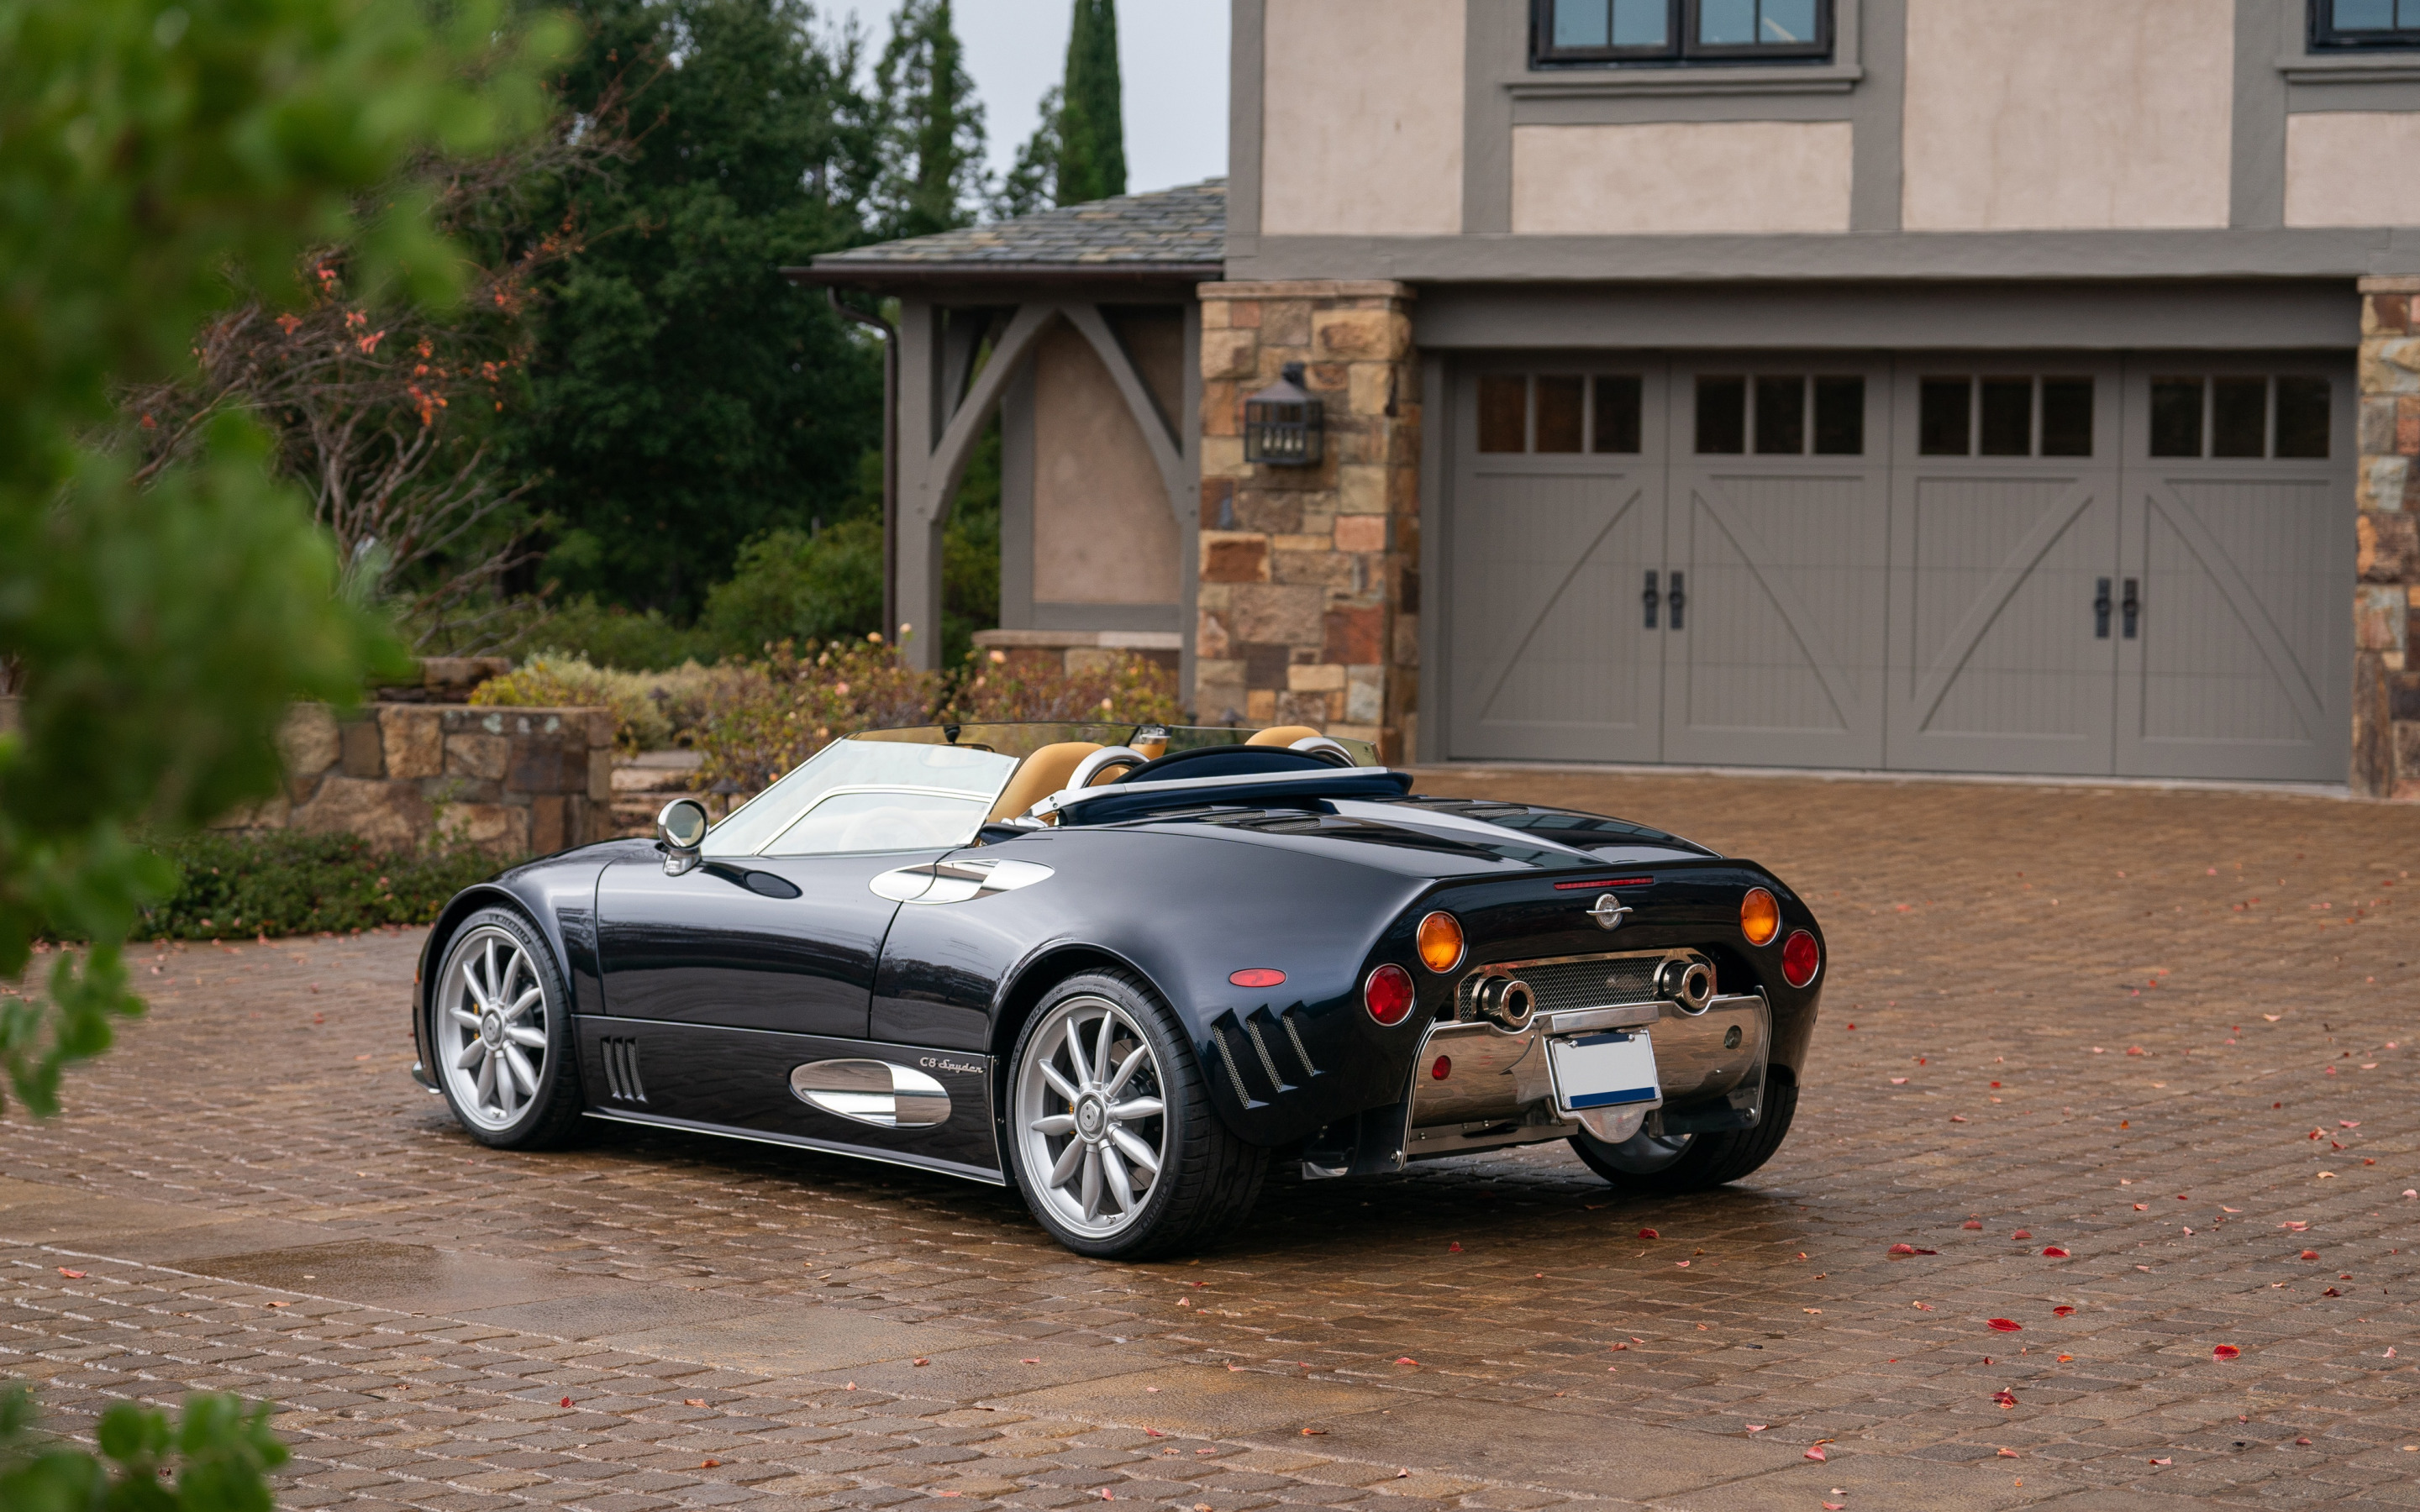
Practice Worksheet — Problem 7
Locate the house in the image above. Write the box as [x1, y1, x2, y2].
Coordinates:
[790, 0, 2420, 797]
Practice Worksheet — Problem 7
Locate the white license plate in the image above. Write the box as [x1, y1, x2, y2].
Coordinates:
[1549, 1029, 1661, 1111]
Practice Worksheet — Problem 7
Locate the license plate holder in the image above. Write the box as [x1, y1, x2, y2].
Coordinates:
[1548, 1028, 1663, 1113]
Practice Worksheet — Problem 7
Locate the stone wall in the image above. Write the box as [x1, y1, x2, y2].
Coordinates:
[2355, 276, 2420, 799]
[1193, 280, 1420, 759]
[220, 703, 616, 854]
[970, 628, 1182, 683]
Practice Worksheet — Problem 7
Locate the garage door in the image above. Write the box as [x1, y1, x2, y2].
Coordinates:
[1444, 356, 2352, 783]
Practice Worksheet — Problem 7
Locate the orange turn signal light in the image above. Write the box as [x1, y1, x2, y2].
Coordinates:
[1740, 887, 1781, 947]
[1417, 911, 1465, 973]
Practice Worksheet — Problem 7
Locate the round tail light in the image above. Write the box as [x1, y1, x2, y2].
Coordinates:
[1781, 929, 1820, 988]
[1364, 963, 1415, 1026]
[1740, 887, 1781, 946]
[1416, 911, 1465, 973]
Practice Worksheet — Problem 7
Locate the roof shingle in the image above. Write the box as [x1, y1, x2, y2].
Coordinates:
[807, 178, 1225, 275]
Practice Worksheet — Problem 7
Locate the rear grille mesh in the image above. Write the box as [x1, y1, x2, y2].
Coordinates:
[1507, 957, 1662, 1017]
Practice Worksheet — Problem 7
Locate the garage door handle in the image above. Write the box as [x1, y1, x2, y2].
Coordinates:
[2122, 578, 2139, 639]
[1667, 572, 1686, 631]
[2094, 578, 2112, 639]
[1642, 571, 1660, 630]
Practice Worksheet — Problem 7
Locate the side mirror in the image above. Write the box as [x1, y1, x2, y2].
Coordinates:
[656, 797, 709, 875]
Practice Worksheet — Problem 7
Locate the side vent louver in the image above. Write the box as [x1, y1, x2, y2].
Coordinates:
[601, 1037, 647, 1103]
[1208, 1018, 1265, 1108]
[1239, 1014, 1294, 1095]
[1278, 1009, 1322, 1081]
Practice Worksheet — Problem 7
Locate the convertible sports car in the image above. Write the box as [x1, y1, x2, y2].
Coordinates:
[410, 722, 1824, 1257]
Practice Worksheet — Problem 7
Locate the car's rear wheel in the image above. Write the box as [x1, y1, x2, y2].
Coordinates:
[429, 909, 585, 1149]
[1006, 969, 1265, 1258]
[1569, 1068, 1798, 1196]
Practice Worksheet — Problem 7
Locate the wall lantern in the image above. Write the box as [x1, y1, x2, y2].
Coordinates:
[1242, 361, 1323, 466]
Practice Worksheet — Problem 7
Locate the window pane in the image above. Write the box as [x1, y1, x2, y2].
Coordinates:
[1700, 0, 1756, 44]
[1612, 0, 1669, 45]
[1754, 376, 1806, 454]
[1978, 377, 2033, 456]
[1696, 375, 1747, 454]
[765, 790, 988, 857]
[2212, 377, 2267, 458]
[1553, 0, 1610, 48]
[2149, 377, 2204, 458]
[1918, 377, 1970, 456]
[2404, 0, 2420, 28]
[1760, 0, 1818, 43]
[1593, 375, 1644, 453]
[1535, 375, 1585, 453]
[1479, 375, 1527, 453]
[1812, 375, 1864, 454]
[2275, 375, 2332, 458]
[2040, 378, 2094, 456]
[2337, 0, 2396, 28]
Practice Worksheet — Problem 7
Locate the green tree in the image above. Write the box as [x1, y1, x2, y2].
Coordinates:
[513, 0, 884, 618]
[2, 0, 558, 1497]
[871, 0, 987, 239]
[1055, 0, 1124, 206]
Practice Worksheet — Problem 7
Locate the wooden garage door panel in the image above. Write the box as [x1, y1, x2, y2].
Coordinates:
[1661, 470, 1886, 767]
[2118, 473, 2346, 779]
[1449, 470, 1662, 762]
[1886, 471, 2118, 773]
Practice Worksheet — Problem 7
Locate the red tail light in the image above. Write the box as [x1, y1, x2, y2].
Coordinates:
[1364, 963, 1415, 1026]
[1781, 929, 1820, 988]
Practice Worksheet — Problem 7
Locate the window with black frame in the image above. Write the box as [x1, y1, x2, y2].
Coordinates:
[2312, 0, 2420, 47]
[1536, 0, 1832, 65]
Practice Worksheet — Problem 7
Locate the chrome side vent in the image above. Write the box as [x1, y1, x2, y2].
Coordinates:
[601, 1037, 647, 1103]
[1278, 1008, 1322, 1080]
[1240, 1014, 1294, 1095]
[1208, 1018, 1265, 1108]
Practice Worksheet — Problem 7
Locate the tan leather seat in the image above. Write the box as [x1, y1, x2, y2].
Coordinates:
[986, 742, 1102, 822]
[1245, 724, 1323, 748]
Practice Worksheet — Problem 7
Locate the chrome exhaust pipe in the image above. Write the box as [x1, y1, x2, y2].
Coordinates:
[1473, 975, 1537, 1032]
[1658, 957, 1716, 1014]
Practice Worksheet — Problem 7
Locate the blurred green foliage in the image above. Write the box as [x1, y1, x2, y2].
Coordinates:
[0, 1383, 289, 1512]
[129, 830, 502, 941]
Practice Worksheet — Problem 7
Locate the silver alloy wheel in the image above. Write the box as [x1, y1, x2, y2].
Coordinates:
[1588, 1127, 1697, 1173]
[434, 924, 551, 1131]
[1013, 995, 1167, 1238]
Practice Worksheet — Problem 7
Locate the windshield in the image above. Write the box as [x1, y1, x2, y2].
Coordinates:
[702, 722, 1381, 858]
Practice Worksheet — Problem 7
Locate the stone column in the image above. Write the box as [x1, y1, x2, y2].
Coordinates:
[1193, 281, 1419, 760]
[2355, 277, 2420, 799]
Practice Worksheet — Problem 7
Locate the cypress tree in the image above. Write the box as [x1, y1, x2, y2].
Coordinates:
[874, 0, 989, 239]
[1055, 0, 1125, 206]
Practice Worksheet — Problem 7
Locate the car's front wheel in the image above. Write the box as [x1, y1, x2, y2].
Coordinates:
[1006, 969, 1265, 1258]
[429, 908, 585, 1149]
[1569, 1068, 1799, 1196]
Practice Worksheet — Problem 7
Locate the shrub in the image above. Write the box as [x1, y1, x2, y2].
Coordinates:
[528, 596, 719, 671]
[944, 648, 1186, 726]
[690, 638, 1189, 797]
[702, 518, 884, 660]
[1, 1383, 288, 1512]
[131, 831, 502, 941]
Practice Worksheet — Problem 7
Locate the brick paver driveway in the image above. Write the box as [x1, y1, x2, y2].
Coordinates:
[5, 769, 2418, 1512]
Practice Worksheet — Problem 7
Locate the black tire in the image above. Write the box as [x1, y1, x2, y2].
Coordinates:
[1569, 1067, 1799, 1196]
[1004, 969, 1266, 1260]
[425, 907, 586, 1150]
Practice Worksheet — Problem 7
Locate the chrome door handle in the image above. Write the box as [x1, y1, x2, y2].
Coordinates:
[2122, 577, 2139, 639]
[1643, 570, 1660, 630]
[2094, 577, 2112, 639]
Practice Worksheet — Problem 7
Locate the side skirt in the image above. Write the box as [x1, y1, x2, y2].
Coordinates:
[581, 1107, 1008, 1187]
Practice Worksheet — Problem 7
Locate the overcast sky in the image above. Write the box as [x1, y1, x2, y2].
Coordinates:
[824, 0, 1232, 197]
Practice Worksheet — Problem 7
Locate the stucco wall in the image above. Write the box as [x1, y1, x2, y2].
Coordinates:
[2287, 113, 2420, 228]
[1032, 322, 1181, 606]
[1260, 0, 1463, 237]
[1900, 0, 2233, 232]
[1511, 122, 1854, 236]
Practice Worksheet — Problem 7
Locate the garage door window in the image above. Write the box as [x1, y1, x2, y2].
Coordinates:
[1918, 375, 2095, 458]
[1695, 374, 1863, 455]
[1479, 373, 1646, 453]
[2149, 375, 2331, 459]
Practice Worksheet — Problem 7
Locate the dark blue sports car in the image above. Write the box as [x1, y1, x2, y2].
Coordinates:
[411, 722, 1824, 1257]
